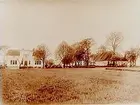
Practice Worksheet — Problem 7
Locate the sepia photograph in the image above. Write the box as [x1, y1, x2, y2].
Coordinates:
[1, 0, 140, 104]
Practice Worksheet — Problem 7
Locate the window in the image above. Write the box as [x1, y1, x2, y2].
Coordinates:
[24, 61, 28, 66]
[10, 60, 18, 65]
[15, 60, 17, 65]
[21, 60, 23, 65]
[13, 60, 14, 65]
[39, 61, 41, 65]
[35, 60, 41, 65]
[10, 60, 13, 65]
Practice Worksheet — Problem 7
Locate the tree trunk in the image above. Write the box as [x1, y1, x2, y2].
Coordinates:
[78, 61, 80, 67]
[75, 61, 77, 67]
[80, 61, 82, 66]
[86, 60, 89, 67]
[63, 63, 65, 68]
[43, 58, 45, 69]
[130, 61, 132, 67]
[84, 48, 89, 67]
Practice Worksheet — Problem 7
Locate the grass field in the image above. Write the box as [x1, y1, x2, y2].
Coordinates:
[2, 68, 140, 105]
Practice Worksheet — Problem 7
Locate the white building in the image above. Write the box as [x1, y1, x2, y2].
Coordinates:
[5, 49, 43, 69]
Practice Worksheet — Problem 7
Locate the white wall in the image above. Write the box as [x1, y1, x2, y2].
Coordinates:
[5, 50, 43, 69]
[5, 56, 20, 69]
[95, 61, 108, 66]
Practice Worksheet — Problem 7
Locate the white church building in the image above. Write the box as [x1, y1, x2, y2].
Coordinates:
[5, 49, 43, 69]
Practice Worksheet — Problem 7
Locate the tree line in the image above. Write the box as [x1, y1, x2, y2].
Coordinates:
[1, 32, 140, 68]
[32, 32, 140, 68]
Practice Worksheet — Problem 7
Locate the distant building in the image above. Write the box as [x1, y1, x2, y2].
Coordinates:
[5, 49, 43, 69]
[93, 51, 128, 67]
[93, 51, 113, 66]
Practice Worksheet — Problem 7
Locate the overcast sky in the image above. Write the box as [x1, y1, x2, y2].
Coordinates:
[1, 0, 140, 58]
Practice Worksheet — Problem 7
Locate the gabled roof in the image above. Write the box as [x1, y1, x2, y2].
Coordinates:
[110, 55, 128, 61]
[94, 51, 113, 61]
[6, 50, 20, 56]
[93, 51, 128, 62]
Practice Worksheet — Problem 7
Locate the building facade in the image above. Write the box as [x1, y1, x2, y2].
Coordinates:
[5, 49, 43, 69]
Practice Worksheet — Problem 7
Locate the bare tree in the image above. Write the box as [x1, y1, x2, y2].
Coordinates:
[106, 32, 123, 54]
[33, 44, 49, 68]
[55, 41, 69, 61]
[98, 45, 107, 54]
[125, 47, 140, 67]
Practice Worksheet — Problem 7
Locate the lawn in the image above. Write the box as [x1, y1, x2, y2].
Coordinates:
[2, 68, 140, 105]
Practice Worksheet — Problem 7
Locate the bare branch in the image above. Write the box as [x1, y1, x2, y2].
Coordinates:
[106, 32, 123, 53]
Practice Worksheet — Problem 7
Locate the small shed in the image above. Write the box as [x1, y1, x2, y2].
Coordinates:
[109, 55, 128, 67]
